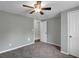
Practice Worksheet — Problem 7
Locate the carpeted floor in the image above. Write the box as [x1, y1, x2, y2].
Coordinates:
[0, 42, 75, 58]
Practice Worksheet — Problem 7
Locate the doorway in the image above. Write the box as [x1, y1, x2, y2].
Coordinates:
[34, 20, 47, 43]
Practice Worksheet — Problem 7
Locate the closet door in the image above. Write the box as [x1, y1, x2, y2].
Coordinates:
[68, 10, 79, 57]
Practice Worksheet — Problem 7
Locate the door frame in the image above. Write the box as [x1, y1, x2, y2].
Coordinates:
[67, 12, 71, 54]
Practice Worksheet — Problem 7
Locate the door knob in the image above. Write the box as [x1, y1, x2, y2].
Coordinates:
[69, 35, 72, 38]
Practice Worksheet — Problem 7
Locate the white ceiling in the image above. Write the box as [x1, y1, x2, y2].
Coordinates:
[0, 1, 79, 20]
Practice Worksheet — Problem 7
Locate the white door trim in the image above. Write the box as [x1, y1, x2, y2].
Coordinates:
[67, 12, 70, 54]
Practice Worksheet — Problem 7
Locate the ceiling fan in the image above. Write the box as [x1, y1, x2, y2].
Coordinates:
[22, 1, 51, 15]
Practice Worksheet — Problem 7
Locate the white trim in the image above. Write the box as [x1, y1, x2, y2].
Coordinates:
[0, 42, 34, 54]
[61, 51, 69, 55]
[67, 12, 70, 55]
[47, 42, 60, 47]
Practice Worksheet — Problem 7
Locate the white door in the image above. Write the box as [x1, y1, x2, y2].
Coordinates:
[40, 21, 47, 42]
[68, 10, 79, 57]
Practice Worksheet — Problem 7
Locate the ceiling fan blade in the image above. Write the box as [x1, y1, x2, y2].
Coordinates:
[23, 5, 34, 8]
[40, 11, 44, 15]
[30, 10, 35, 14]
[42, 7, 51, 10]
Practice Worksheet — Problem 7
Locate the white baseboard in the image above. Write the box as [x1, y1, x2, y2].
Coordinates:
[0, 42, 34, 54]
[47, 42, 60, 47]
[61, 51, 69, 55]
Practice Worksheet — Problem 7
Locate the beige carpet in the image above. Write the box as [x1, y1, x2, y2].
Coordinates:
[0, 42, 75, 58]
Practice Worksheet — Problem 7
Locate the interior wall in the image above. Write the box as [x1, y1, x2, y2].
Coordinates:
[61, 12, 68, 53]
[47, 15, 61, 46]
[0, 11, 34, 53]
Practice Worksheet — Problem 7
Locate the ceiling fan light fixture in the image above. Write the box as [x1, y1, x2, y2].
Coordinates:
[22, 1, 51, 15]
[34, 8, 41, 12]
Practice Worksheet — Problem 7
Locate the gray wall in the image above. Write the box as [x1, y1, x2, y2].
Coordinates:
[0, 11, 34, 52]
[61, 6, 79, 53]
[47, 15, 61, 46]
